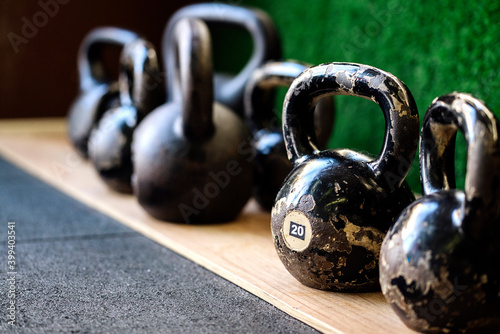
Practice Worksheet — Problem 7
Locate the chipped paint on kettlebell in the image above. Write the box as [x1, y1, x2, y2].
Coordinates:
[271, 62, 419, 292]
[272, 150, 415, 291]
[379, 93, 500, 333]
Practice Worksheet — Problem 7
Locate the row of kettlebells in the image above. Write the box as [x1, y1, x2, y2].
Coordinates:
[271, 61, 500, 332]
[66, 3, 500, 333]
[67, 3, 334, 223]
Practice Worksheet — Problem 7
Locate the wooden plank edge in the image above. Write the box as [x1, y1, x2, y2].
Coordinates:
[0, 141, 340, 334]
[0, 118, 66, 134]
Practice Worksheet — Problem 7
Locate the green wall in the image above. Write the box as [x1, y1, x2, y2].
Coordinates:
[237, 0, 500, 192]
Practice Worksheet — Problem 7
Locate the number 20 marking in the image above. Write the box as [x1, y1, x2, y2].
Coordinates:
[290, 221, 305, 240]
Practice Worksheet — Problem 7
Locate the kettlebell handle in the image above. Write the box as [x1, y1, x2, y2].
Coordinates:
[420, 93, 500, 200]
[171, 19, 214, 141]
[163, 3, 281, 105]
[245, 61, 310, 133]
[118, 39, 162, 117]
[283, 62, 419, 190]
[244, 61, 334, 147]
[78, 27, 138, 91]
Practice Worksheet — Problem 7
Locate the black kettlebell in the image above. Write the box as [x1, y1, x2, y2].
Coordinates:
[132, 18, 253, 223]
[88, 38, 164, 193]
[379, 93, 500, 333]
[162, 3, 281, 115]
[244, 61, 334, 211]
[271, 62, 419, 292]
[67, 27, 139, 158]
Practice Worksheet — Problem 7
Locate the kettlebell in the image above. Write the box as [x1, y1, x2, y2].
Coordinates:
[271, 62, 419, 292]
[67, 27, 139, 158]
[379, 93, 500, 333]
[162, 3, 281, 115]
[244, 61, 334, 211]
[88, 38, 164, 193]
[132, 18, 253, 223]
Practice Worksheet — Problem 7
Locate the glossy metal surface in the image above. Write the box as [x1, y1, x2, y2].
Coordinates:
[132, 18, 253, 223]
[67, 27, 138, 158]
[244, 61, 334, 211]
[88, 38, 164, 193]
[162, 3, 282, 115]
[380, 93, 500, 333]
[271, 62, 419, 292]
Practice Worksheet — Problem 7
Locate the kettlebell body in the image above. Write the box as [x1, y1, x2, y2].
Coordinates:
[88, 39, 164, 193]
[271, 63, 419, 292]
[133, 101, 252, 223]
[67, 27, 138, 158]
[133, 19, 253, 223]
[252, 128, 291, 211]
[380, 93, 500, 333]
[163, 3, 281, 115]
[244, 61, 334, 211]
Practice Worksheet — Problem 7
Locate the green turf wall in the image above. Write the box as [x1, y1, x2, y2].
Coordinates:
[230, 0, 500, 192]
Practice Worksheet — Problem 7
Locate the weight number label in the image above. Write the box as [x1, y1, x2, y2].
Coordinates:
[289, 221, 305, 240]
[282, 211, 312, 251]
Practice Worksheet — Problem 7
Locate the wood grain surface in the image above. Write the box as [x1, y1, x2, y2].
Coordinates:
[0, 118, 414, 334]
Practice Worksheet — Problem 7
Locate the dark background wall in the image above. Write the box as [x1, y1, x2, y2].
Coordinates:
[1, 0, 498, 191]
[0, 0, 197, 119]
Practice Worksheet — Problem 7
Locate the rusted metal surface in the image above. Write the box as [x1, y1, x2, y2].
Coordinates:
[271, 62, 419, 292]
[380, 93, 500, 333]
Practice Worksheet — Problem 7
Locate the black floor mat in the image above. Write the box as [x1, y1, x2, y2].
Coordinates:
[0, 158, 319, 333]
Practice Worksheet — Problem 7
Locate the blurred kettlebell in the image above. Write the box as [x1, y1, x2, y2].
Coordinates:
[162, 3, 281, 115]
[88, 38, 164, 193]
[244, 61, 334, 211]
[132, 18, 253, 223]
[67, 27, 138, 158]
[380, 93, 500, 333]
[271, 62, 419, 292]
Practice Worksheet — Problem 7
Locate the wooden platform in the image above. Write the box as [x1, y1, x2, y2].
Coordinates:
[0, 118, 414, 334]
